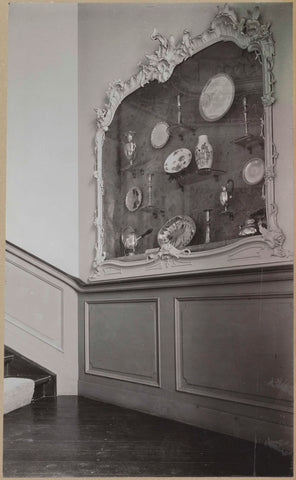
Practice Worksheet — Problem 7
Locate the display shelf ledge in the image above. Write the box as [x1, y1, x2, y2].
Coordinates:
[177, 168, 225, 186]
[89, 236, 293, 283]
[232, 134, 264, 152]
[190, 238, 243, 252]
[110, 237, 257, 263]
[120, 162, 146, 175]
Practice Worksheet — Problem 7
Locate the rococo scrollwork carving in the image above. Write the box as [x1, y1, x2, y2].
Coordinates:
[94, 4, 276, 133]
[89, 4, 291, 281]
[148, 244, 191, 261]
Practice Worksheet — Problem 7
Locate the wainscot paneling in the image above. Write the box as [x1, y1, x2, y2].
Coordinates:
[85, 299, 160, 386]
[5, 243, 79, 395]
[5, 259, 64, 351]
[175, 295, 293, 412]
[78, 265, 293, 449]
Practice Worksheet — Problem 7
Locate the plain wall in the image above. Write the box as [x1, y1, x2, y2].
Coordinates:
[6, 3, 79, 276]
[78, 2, 293, 282]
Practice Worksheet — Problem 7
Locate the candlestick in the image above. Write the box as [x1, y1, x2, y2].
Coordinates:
[260, 116, 264, 138]
[243, 96, 249, 136]
[148, 173, 153, 207]
[177, 94, 182, 125]
[204, 208, 212, 244]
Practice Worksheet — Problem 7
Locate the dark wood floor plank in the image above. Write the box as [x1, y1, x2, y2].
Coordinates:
[3, 460, 255, 477]
[3, 395, 293, 477]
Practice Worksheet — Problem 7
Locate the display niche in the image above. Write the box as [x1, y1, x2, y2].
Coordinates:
[90, 5, 291, 280]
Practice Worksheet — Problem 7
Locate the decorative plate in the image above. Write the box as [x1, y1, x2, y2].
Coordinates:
[242, 157, 265, 185]
[125, 187, 143, 212]
[151, 121, 170, 149]
[199, 73, 235, 122]
[164, 148, 192, 174]
[157, 215, 196, 249]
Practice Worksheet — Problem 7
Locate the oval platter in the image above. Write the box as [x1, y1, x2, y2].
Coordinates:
[151, 121, 170, 149]
[242, 157, 265, 185]
[125, 186, 143, 212]
[164, 148, 192, 174]
[199, 73, 235, 122]
[157, 215, 196, 250]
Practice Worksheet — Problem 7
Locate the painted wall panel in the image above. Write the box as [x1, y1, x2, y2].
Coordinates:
[85, 300, 160, 386]
[175, 296, 293, 403]
[5, 260, 63, 350]
[79, 266, 293, 449]
[5, 248, 78, 395]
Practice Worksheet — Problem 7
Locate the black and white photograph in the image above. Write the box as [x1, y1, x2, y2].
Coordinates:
[2, 1, 294, 477]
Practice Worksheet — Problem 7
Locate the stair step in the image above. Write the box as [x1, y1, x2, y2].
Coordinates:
[4, 377, 35, 414]
[4, 346, 56, 399]
[4, 354, 15, 364]
[5, 374, 53, 400]
[32, 375, 52, 386]
[6, 374, 51, 385]
[4, 355, 15, 376]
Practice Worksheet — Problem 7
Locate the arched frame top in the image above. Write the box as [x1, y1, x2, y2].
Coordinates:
[89, 4, 292, 282]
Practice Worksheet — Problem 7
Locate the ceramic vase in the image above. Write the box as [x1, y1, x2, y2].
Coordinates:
[195, 135, 213, 173]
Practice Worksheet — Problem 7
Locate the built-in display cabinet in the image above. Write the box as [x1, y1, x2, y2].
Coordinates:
[89, 4, 292, 281]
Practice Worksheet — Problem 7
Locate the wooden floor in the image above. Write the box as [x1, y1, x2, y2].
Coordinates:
[3, 396, 293, 477]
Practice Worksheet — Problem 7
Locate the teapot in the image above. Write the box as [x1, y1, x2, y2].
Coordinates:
[122, 227, 153, 255]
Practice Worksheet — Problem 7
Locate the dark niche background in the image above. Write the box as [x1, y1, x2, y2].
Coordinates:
[103, 41, 265, 259]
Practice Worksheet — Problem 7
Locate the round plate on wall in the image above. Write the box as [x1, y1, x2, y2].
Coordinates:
[157, 215, 196, 249]
[242, 157, 265, 185]
[125, 187, 143, 212]
[151, 122, 170, 149]
[164, 148, 192, 174]
[199, 73, 235, 122]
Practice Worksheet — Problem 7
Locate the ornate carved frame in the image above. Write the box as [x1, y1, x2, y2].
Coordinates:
[89, 4, 292, 281]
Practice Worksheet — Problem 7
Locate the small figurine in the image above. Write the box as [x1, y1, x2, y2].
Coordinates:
[220, 186, 229, 212]
[123, 131, 136, 165]
[220, 179, 234, 218]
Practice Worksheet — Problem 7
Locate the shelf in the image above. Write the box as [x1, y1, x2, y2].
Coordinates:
[113, 236, 263, 261]
[176, 168, 226, 187]
[232, 134, 264, 153]
[190, 238, 241, 252]
[188, 235, 261, 252]
[120, 162, 146, 176]
[139, 204, 165, 218]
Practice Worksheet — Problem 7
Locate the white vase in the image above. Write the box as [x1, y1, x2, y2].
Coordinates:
[195, 134, 213, 173]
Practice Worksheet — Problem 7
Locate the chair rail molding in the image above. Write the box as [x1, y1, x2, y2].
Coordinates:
[89, 4, 292, 282]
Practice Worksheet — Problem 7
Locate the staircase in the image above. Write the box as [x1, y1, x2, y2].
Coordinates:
[4, 346, 56, 413]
